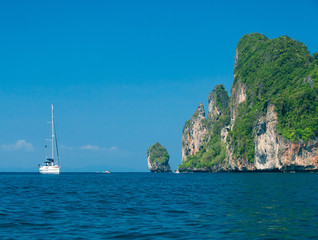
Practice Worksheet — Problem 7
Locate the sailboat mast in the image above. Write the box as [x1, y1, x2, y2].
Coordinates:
[51, 104, 54, 161]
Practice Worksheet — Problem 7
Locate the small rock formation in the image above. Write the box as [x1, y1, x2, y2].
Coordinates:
[147, 142, 172, 173]
[181, 103, 208, 163]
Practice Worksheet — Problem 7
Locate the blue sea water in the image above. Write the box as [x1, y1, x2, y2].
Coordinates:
[1, 172, 318, 239]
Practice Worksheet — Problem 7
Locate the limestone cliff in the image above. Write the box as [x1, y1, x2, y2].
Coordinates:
[254, 104, 318, 171]
[230, 79, 246, 128]
[179, 86, 230, 171]
[178, 33, 318, 172]
[254, 104, 280, 170]
[181, 103, 208, 163]
[147, 142, 172, 173]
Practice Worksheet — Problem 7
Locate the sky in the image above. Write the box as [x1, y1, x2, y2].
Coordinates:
[0, 0, 317, 172]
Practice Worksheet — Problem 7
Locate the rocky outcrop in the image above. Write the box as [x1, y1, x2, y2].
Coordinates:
[147, 142, 172, 173]
[208, 85, 229, 121]
[181, 103, 208, 163]
[255, 104, 318, 171]
[179, 86, 230, 172]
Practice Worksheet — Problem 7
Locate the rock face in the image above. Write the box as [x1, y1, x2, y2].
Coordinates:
[230, 79, 246, 128]
[181, 103, 208, 163]
[179, 86, 230, 171]
[255, 104, 318, 171]
[147, 142, 172, 173]
[181, 85, 230, 165]
[279, 138, 318, 171]
[254, 104, 280, 170]
[178, 33, 318, 172]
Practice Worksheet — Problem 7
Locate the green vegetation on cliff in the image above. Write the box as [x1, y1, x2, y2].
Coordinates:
[179, 33, 318, 170]
[213, 85, 230, 113]
[230, 33, 318, 162]
[147, 142, 170, 164]
[179, 85, 230, 170]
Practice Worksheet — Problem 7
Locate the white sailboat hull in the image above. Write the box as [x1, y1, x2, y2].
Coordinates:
[39, 166, 60, 174]
[39, 105, 61, 174]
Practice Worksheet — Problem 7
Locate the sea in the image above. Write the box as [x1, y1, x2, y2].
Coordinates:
[0, 172, 318, 239]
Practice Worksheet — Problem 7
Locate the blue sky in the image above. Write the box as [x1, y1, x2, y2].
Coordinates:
[0, 0, 317, 171]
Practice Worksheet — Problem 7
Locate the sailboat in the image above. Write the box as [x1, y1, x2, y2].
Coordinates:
[38, 104, 60, 174]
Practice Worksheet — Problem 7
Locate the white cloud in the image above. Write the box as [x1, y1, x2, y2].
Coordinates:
[107, 146, 118, 152]
[79, 145, 100, 150]
[2, 140, 34, 152]
[79, 145, 119, 152]
[62, 144, 119, 152]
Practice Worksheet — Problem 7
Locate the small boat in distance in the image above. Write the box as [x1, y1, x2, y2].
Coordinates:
[39, 104, 60, 174]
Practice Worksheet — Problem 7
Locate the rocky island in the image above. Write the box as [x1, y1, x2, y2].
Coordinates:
[179, 33, 318, 172]
[147, 142, 172, 173]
